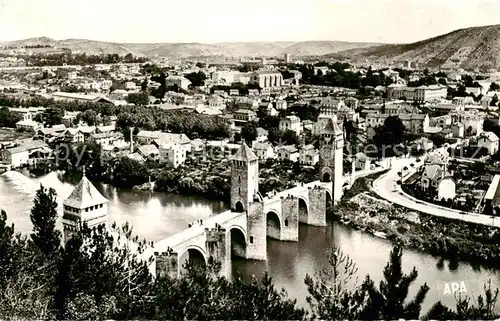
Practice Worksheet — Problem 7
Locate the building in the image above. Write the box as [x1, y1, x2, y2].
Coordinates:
[1, 146, 29, 168]
[484, 175, 500, 212]
[252, 142, 274, 160]
[158, 143, 186, 168]
[16, 113, 40, 132]
[451, 123, 465, 138]
[125, 81, 137, 90]
[166, 76, 192, 90]
[438, 175, 456, 201]
[230, 143, 259, 213]
[456, 112, 484, 136]
[344, 97, 359, 109]
[352, 152, 369, 171]
[137, 144, 160, 161]
[233, 109, 257, 124]
[412, 137, 434, 152]
[62, 171, 109, 244]
[88, 132, 122, 147]
[318, 117, 344, 203]
[421, 164, 444, 190]
[63, 128, 84, 143]
[279, 116, 301, 136]
[300, 144, 319, 165]
[212, 71, 252, 85]
[478, 131, 499, 155]
[251, 70, 283, 88]
[136, 130, 162, 145]
[431, 115, 452, 128]
[276, 145, 300, 162]
[208, 95, 225, 108]
[387, 84, 447, 102]
[153, 133, 191, 155]
[51, 92, 115, 105]
[284, 53, 291, 64]
[20, 139, 51, 165]
[276, 100, 287, 110]
[314, 66, 329, 75]
[255, 127, 268, 143]
[399, 114, 430, 134]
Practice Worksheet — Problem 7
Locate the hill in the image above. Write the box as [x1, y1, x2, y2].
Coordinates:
[0, 38, 379, 59]
[328, 24, 500, 70]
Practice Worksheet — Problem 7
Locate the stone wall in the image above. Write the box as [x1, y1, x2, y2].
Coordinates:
[308, 185, 327, 226]
[205, 224, 229, 277]
[155, 248, 178, 279]
[246, 201, 266, 260]
[281, 195, 299, 241]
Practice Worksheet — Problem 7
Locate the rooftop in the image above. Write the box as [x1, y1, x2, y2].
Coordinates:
[231, 143, 258, 162]
[63, 175, 108, 209]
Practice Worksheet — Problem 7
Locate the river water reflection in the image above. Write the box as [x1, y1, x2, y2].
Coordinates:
[0, 171, 498, 313]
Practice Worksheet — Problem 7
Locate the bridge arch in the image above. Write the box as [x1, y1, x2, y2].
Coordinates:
[298, 197, 309, 223]
[234, 201, 244, 212]
[227, 225, 247, 259]
[178, 245, 207, 276]
[266, 210, 282, 240]
[325, 189, 332, 207]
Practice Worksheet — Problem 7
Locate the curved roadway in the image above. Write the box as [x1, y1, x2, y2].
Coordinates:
[372, 153, 500, 228]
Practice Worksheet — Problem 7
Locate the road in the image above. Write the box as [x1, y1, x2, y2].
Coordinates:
[371, 149, 500, 228]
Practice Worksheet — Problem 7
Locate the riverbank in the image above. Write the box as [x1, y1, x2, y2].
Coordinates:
[331, 173, 500, 268]
[29, 148, 318, 202]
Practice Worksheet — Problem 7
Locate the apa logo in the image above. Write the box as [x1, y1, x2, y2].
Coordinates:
[442, 281, 467, 295]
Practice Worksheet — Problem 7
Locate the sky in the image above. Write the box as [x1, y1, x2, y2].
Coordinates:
[1, 0, 500, 44]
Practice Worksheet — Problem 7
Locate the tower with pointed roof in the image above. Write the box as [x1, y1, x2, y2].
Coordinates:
[230, 142, 259, 212]
[62, 171, 109, 244]
[319, 117, 344, 203]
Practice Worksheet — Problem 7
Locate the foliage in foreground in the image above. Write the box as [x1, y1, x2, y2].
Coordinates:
[0, 185, 499, 320]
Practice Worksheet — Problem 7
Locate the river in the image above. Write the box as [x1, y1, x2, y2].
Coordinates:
[0, 170, 498, 314]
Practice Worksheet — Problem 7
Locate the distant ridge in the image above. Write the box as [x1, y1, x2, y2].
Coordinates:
[327, 24, 500, 70]
[0, 37, 380, 59]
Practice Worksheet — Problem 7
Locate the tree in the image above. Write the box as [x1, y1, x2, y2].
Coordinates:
[41, 107, 64, 127]
[154, 261, 305, 320]
[0, 107, 21, 128]
[185, 71, 206, 87]
[282, 130, 300, 146]
[126, 91, 150, 106]
[359, 245, 429, 320]
[425, 280, 499, 320]
[491, 94, 499, 107]
[30, 185, 61, 258]
[305, 246, 367, 319]
[0, 210, 16, 288]
[54, 222, 153, 319]
[80, 109, 98, 126]
[241, 122, 258, 144]
[140, 78, 148, 91]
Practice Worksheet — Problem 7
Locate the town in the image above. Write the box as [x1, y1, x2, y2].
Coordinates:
[2, 2, 500, 318]
[3, 50, 500, 218]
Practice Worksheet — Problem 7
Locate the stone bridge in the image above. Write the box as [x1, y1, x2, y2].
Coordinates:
[153, 180, 332, 278]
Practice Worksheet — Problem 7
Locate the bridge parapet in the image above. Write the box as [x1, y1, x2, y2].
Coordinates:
[188, 219, 204, 228]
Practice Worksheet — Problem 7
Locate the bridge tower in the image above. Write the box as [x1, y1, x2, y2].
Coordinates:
[62, 169, 109, 245]
[230, 143, 266, 261]
[230, 143, 259, 212]
[319, 117, 344, 203]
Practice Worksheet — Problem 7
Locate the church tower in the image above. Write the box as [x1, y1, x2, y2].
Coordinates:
[319, 117, 344, 203]
[230, 143, 259, 212]
[62, 170, 109, 244]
